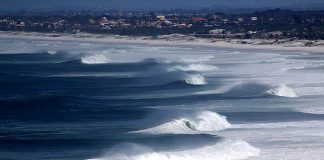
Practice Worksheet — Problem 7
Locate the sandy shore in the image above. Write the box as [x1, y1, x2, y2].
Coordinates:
[0, 31, 323, 53]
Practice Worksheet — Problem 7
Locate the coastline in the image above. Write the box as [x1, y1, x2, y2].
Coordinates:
[0, 31, 323, 54]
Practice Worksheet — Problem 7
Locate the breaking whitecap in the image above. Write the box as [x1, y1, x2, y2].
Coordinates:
[87, 139, 260, 160]
[134, 110, 231, 134]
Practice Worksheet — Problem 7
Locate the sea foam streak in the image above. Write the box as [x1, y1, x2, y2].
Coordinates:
[221, 82, 298, 98]
[134, 111, 231, 134]
[87, 139, 260, 160]
[81, 54, 111, 64]
[184, 74, 207, 85]
[45, 50, 58, 55]
[266, 84, 298, 98]
[167, 63, 218, 72]
[141, 58, 209, 86]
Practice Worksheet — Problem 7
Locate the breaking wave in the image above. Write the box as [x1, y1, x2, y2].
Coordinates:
[167, 63, 218, 72]
[289, 64, 324, 71]
[45, 50, 58, 55]
[174, 56, 215, 63]
[43, 50, 73, 56]
[266, 84, 298, 98]
[137, 58, 210, 86]
[87, 139, 260, 160]
[184, 74, 207, 85]
[134, 111, 231, 134]
[142, 58, 218, 72]
[222, 82, 298, 98]
[141, 58, 212, 85]
[81, 54, 111, 64]
[295, 107, 324, 115]
[141, 71, 207, 86]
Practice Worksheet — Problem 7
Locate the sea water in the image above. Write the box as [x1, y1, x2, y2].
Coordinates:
[1, 38, 324, 160]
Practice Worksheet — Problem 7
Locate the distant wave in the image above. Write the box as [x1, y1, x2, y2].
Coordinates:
[265, 84, 298, 98]
[141, 58, 218, 72]
[295, 107, 324, 115]
[45, 50, 58, 55]
[233, 120, 324, 129]
[166, 63, 218, 72]
[43, 50, 72, 56]
[77, 57, 216, 86]
[183, 74, 207, 85]
[87, 139, 260, 160]
[48, 72, 134, 78]
[174, 55, 215, 63]
[56, 57, 210, 84]
[139, 58, 214, 86]
[81, 54, 111, 64]
[287, 64, 324, 71]
[134, 111, 231, 134]
[139, 72, 206, 86]
[221, 82, 298, 98]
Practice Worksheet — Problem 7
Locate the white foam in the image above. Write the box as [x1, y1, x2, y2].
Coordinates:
[233, 121, 324, 129]
[266, 84, 298, 98]
[81, 54, 111, 64]
[218, 82, 298, 98]
[175, 56, 215, 63]
[46, 50, 58, 54]
[102, 48, 129, 54]
[184, 74, 207, 85]
[295, 107, 324, 115]
[134, 111, 231, 134]
[167, 64, 218, 72]
[79, 43, 91, 46]
[285, 64, 324, 72]
[35, 43, 50, 47]
[87, 139, 260, 160]
[231, 51, 241, 54]
[284, 66, 306, 71]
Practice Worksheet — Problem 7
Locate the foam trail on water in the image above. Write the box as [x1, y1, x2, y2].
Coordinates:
[134, 111, 231, 134]
[233, 120, 324, 129]
[87, 139, 260, 160]
[219, 82, 298, 98]
[295, 107, 324, 115]
[45, 50, 58, 55]
[266, 84, 298, 98]
[81, 54, 111, 64]
[167, 63, 218, 72]
[175, 56, 215, 63]
[184, 74, 207, 85]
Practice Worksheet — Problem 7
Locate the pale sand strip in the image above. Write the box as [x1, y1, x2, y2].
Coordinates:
[0, 31, 323, 54]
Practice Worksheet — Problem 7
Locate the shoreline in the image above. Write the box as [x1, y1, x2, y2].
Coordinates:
[0, 31, 323, 54]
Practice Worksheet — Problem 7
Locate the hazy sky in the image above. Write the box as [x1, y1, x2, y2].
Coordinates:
[1, 0, 324, 11]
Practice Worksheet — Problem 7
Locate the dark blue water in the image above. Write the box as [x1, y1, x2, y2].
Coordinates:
[1, 41, 324, 160]
[0, 52, 216, 160]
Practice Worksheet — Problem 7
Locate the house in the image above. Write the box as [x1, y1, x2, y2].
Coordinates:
[192, 17, 207, 22]
[251, 17, 258, 21]
[156, 15, 166, 21]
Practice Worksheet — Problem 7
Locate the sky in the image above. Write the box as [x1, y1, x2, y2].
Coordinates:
[1, 0, 324, 11]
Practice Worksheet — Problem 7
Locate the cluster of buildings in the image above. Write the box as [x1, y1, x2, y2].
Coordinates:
[0, 9, 323, 39]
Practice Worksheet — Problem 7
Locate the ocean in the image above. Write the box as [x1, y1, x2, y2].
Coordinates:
[1, 37, 324, 160]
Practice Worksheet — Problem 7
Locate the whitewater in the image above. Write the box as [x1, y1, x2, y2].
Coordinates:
[0, 37, 324, 160]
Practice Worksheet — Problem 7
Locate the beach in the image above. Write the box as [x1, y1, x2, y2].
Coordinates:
[0, 31, 323, 54]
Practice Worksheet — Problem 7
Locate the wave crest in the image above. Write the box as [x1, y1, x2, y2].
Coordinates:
[266, 84, 298, 98]
[184, 74, 207, 85]
[88, 139, 260, 160]
[167, 63, 218, 72]
[140, 58, 212, 86]
[134, 111, 231, 134]
[222, 82, 298, 98]
[81, 54, 111, 64]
